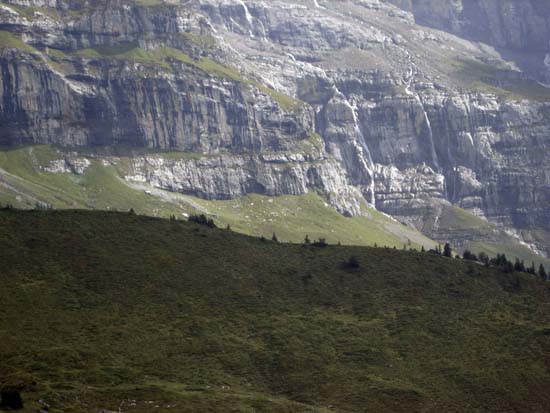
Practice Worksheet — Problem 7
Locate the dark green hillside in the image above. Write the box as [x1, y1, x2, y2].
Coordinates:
[0, 210, 549, 412]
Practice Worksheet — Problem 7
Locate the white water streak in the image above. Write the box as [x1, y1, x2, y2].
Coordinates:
[313, 0, 321, 8]
[237, 0, 254, 37]
[402, 49, 440, 172]
[238, 0, 253, 25]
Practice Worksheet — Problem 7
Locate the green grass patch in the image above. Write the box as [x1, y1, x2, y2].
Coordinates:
[0, 30, 35, 52]
[46, 48, 69, 59]
[438, 204, 493, 233]
[193, 192, 434, 249]
[0, 146, 185, 217]
[179, 32, 217, 48]
[449, 58, 550, 101]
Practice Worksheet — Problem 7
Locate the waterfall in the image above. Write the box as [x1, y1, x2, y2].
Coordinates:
[540, 50, 550, 88]
[334, 87, 376, 206]
[237, 0, 253, 25]
[237, 0, 254, 37]
[402, 49, 441, 172]
[313, 0, 321, 8]
[443, 106, 454, 201]
[418, 100, 440, 172]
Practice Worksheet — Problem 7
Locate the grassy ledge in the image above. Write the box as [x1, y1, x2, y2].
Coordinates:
[0, 30, 36, 53]
[449, 58, 550, 101]
[72, 41, 302, 111]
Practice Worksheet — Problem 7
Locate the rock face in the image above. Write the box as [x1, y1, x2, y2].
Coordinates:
[0, 0, 548, 255]
[124, 152, 364, 216]
[388, 0, 550, 81]
[391, 0, 550, 50]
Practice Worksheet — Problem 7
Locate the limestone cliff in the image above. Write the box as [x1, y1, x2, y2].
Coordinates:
[0, 0, 548, 256]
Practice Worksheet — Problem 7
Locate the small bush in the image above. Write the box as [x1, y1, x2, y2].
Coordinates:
[343, 256, 360, 271]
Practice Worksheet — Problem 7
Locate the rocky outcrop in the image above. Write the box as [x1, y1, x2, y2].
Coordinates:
[0, 0, 548, 255]
[124, 152, 364, 216]
[43, 157, 90, 174]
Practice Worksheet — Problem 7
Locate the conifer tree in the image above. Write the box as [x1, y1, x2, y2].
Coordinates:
[272, 233, 278, 242]
[503, 260, 515, 273]
[539, 264, 547, 280]
[499, 254, 509, 267]
[443, 243, 452, 258]
[313, 238, 328, 247]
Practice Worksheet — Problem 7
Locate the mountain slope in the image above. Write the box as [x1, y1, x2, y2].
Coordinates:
[2, 144, 549, 268]
[0, 145, 437, 249]
[1, 209, 549, 412]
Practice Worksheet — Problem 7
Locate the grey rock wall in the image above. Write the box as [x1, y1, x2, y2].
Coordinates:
[388, 0, 550, 80]
[0, 0, 548, 254]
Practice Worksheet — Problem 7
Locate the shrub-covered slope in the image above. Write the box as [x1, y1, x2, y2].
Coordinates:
[0, 210, 549, 412]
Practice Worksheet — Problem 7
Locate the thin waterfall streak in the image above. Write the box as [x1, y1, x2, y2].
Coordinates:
[237, 0, 254, 37]
[401, 47, 440, 172]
